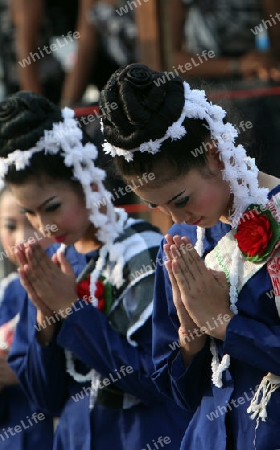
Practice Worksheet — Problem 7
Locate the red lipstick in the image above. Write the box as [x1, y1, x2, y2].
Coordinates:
[54, 234, 67, 243]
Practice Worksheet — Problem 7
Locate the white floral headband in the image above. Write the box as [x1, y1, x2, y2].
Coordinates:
[0, 107, 127, 246]
[102, 81, 268, 227]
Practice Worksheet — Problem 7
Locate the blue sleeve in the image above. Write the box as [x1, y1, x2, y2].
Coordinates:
[223, 271, 280, 375]
[56, 298, 164, 405]
[0, 275, 21, 421]
[152, 240, 211, 412]
[0, 389, 8, 422]
[0, 274, 22, 326]
[8, 294, 68, 416]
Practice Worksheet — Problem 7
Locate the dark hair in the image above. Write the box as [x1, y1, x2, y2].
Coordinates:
[0, 91, 107, 193]
[100, 64, 213, 183]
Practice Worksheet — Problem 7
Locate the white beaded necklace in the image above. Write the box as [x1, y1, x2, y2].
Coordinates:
[62, 207, 128, 383]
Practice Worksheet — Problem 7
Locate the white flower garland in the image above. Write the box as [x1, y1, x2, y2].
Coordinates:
[61, 207, 128, 384]
[0, 107, 127, 246]
[101, 77, 280, 425]
[0, 108, 129, 395]
[102, 81, 268, 228]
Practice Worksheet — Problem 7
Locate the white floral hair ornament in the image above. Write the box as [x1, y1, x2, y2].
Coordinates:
[102, 79, 273, 423]
[0, 107, 127, 246]
[0, 107, 131, 403]
[102, 81, 268, 228]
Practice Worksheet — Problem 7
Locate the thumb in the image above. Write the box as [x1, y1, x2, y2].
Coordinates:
[51, 253, 60, 267]
[56, 252, 75, 278]
[208, 269, 229, 290]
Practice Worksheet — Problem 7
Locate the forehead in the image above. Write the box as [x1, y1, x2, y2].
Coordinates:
[0, 190, 21, 215]
[8, 180, 65, 207]
[126, 169, 203, 205]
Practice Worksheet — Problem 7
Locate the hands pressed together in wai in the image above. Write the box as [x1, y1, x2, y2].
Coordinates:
[15, 244, 78, 342]
[164, 235, 234, 359]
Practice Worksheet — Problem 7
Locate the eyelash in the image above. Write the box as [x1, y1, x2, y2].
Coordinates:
[21, 203, 61, 215]
[4, 223, 16, 231]
[174, 197, 189, 208]
[45, 203, 61, 212]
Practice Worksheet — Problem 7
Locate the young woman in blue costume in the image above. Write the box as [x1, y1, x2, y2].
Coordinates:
[99, 63, 280, 450]
[0, 91, 190, 450]
[0, 187, 54, 449]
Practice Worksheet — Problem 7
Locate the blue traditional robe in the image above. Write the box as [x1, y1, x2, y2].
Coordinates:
[9, 218, 191, 450]
[0, 273, 54, 450]
[152, 185, 280, 449]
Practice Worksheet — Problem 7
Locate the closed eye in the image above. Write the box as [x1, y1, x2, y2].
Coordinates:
[3, 222, 17, 231]
[20, 208, 35, 216]
[174, 196, 189, 208]
[45, 203, 61, 212]
[148, 203, 157, 209]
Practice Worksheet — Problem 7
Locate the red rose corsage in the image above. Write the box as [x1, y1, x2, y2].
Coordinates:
[76, 275, 106, 313]
[234, 204, 280, 263]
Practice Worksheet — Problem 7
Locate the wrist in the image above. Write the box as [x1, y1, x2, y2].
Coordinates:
[210, 312, 234, 340]
[178, 326, 206, 350]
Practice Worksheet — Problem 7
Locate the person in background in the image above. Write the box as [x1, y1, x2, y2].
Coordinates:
[100, 62, 280, 449]
[170, 0, 280, 177]
[0, 187, 54, 449]
[1, 91, 190, 449]
[1, 0, 136, 106]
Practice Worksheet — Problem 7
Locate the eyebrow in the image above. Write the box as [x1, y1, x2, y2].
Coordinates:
[167, 189, 186, 204]
[144, 189, 186, 208]
[21, 196, 57, 212]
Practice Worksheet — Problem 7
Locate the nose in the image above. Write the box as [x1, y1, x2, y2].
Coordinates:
[33, 215, 53, 236]
[170, 210, 189, 224]
[15, 227, 31, 247]
[158, 205, 189, 224]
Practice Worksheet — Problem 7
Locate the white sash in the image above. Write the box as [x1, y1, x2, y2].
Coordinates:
[203, 191, 280, 425]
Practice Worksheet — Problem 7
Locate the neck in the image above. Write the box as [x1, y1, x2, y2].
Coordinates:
[219, 171, 280, 225]
[74, 222, 101, 254]
[74, 240, 101, 254]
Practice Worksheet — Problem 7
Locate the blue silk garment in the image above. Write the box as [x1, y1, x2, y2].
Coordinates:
[0, 274, 54, 449]
[9, 219, 191, 450]
[152, 185, 280, 450]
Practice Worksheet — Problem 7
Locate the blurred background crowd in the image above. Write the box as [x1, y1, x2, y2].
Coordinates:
[0, 0, 279, 274]
[0, 2, 279, 447]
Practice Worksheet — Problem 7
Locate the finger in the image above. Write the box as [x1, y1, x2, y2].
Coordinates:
[209, 269, 229, 291]
[26, 245, 55, 285]
[179, 237, 209, 280]
[165, 234, 175, 246]
[51, 254, 59, 267]
[165, 260, 189, 323]
[14, 246, 28, 266]
[56, 252, 75, 278]
[163, 244, 172, 261]
[171, 256, 192, 293]
[165, 260, 181, 300]
[170, 244, 195, 285]
[19, 268, 53, 316]
[19, 267, 39, 301]
[170, 243, 184, 260]
[171, 259, 194, 316]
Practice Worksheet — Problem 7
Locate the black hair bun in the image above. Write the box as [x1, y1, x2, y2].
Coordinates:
[0, 91, 62, 158]
[100, 63, 185, 151]
[122, 64, 154, 89]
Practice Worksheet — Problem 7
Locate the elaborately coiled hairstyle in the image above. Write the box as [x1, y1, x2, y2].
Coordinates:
[0, 91, 112, 191]
[100, 64, 212, 181]
[0, 91, 80, 187]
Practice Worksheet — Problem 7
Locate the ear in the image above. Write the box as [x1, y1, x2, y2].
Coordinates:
[90, 183, 98, 192]
[205, 140, 224, 170]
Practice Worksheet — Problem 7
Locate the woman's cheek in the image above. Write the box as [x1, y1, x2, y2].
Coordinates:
[194, 193, 214, 212]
